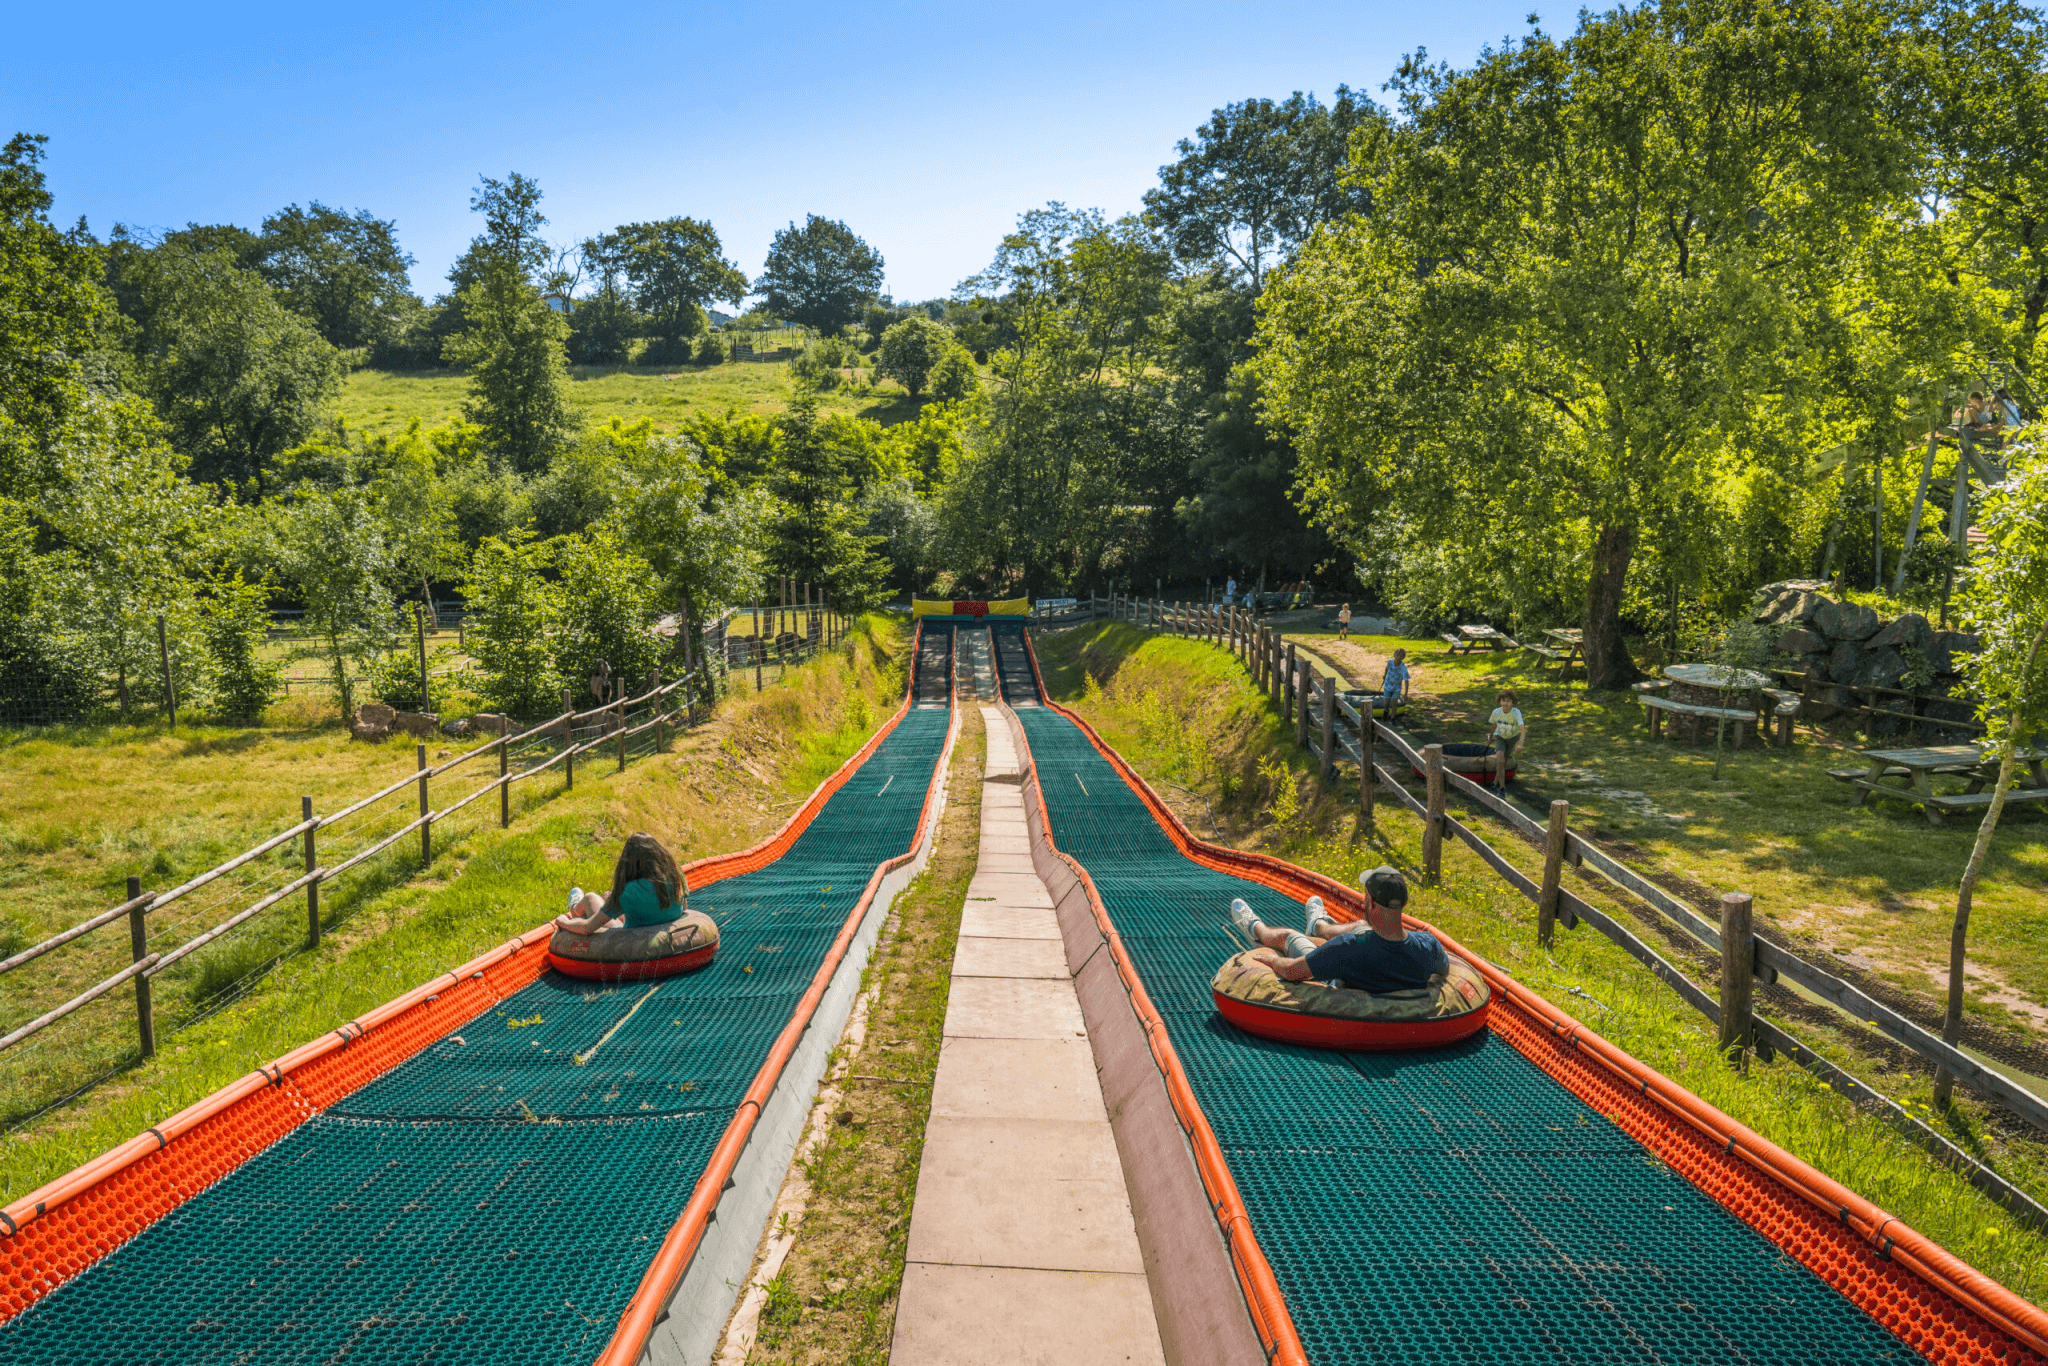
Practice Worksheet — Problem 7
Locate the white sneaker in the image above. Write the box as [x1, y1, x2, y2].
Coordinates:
[568, 886, 585, 912]
[1228, 897, 1260, 940]
[1304, 895, 1328, 936]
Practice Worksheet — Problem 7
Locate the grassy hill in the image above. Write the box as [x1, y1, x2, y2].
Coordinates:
[337, 358, 924, 441]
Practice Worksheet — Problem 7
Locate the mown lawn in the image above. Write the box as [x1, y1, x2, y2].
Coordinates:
[1279, 628, 2048, 1038]
[1034, 621, 2048, 1307]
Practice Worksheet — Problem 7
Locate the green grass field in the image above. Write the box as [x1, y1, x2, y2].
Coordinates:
[338, 358, 925, 442]
[1278, 627, 2048, 1040]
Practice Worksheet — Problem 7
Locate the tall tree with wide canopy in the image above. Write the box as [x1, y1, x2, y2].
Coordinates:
[255, 202, 417, 350]
[616, 216, 747, 352]
[1259, 0, 1919, 687]
[755, 215, 885, 334]
[1143, 88, 1381, 293]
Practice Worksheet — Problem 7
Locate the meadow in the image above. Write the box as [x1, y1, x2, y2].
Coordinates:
[337, 354, 924, 442]
[0, 617, 911, 1185]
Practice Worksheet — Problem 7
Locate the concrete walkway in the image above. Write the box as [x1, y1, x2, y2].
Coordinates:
[891, 707, 1167, 1366]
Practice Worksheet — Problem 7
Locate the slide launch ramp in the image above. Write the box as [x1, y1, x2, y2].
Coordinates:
[0, 636, 956, 1365]
[1003, 632, 2046, 1366]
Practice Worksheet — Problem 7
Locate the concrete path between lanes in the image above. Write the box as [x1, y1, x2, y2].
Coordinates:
[890, 707, 1167, 1366]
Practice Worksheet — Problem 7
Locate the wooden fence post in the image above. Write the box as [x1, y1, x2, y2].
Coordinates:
[156, 614, 176, 732]
[499, 734, 510, 828]
[417, 744, 432, 865]
[1360, 709, 1376, 822]
[1538, 800, 1569, 946]
[562, 689, 575, 790]
[1423, 744, 1445, 882]
[1296, 661, 1311, 750]
[1719, 892, 1755, 1063]
[653, 665, 665, 752]
[616, 696, 627, 772]
[1318, 675, 1336, 781]
[303, 795, 319, 949]
[754, 599, 764, 693]
[127, 874, 154, 1059]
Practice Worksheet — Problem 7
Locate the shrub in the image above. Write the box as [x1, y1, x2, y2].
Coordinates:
[200, 570, 283, 721]
[366, 647, 427, 712]
[464, 533, 563, 717]
[696, 332, 727, 365]
[927, 347, 978, 403]
[554, 530, 663, 704]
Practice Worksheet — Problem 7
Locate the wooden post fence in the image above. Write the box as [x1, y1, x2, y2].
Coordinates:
[127, 874, 153, 1059]
[654, 666, 665, 753]
[1360, 708, 1376, 822]
[302, 795, 319, 948]
[499, 734, 511, 827]
[562, 689, 575, 789]
[1539, 800, 1569, 946]
[1720, 892, 1756, 1062]
[1318, 675, 1336, 781]
[417, 744, 432, 865]
[1423, 743, 1445, 881]
[754, 598, 764, 692]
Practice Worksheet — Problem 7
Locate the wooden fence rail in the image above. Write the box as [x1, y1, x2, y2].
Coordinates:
[1097, 596, 2048, 1231]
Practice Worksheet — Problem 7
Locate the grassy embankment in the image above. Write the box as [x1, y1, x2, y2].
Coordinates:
[740, 707, 983, 1364]
[0, 615, 911, 1198]
[337, 356, 923, 443]
[1034, 621, 2048, 1307]
[1266, 623, 2048, 1043]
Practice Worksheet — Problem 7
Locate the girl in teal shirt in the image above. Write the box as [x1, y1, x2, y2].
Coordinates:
[557, 832, 690, 933]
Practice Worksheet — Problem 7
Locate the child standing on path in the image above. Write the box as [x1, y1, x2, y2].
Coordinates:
[1380, 648, 1410, 715]
[1337, 602, 1353, 638]
[1487, 690, 1525, 790]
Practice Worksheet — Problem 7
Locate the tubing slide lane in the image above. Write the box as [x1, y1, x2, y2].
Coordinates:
[1005, 630, 2048, 1366]
[0, 623, 959, 1366]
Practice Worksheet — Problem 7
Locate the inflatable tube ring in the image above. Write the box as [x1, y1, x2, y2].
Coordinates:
[1210, 948, 1490, 1050]
[547, 910, 720, 982]
[1412, 741, 1515, 784]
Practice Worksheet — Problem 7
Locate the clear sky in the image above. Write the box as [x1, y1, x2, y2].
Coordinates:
[7, 0, 1538, 305]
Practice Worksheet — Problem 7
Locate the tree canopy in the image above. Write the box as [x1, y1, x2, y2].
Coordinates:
[755, 215, 886, 334]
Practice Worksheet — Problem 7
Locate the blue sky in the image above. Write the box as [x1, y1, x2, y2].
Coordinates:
[7, 1, 1538, 304]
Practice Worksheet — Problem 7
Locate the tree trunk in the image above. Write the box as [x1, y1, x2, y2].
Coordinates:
[1933, 621, 2048, 1106]
[1580, 523, 1641, 691]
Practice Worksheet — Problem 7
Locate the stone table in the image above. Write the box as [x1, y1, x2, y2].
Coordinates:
[1662, 663, 1771, 745]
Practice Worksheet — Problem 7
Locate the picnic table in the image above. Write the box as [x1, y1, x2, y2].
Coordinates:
[1836, 744, 2048, 826]
[1523, 628, 1583, 679]
[1440, 624, 1520, 655]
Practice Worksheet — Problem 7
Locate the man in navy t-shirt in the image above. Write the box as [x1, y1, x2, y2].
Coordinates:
[1228, 865, 1447, 992]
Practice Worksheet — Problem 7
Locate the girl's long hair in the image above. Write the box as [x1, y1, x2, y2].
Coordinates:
[607, 832, 687, 913]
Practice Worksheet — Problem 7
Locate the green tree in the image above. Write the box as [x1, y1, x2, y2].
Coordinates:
[255, 202, 417, 350]
[755, 215, 886, 334]
[40, 424, 214, 717]
[444, 253, 576, 474]
[200, 567, 283, 720]
[927, 346, 978, 404]
[769, 386, 886, 608]
[568, 232, 639, 365]
[1143, 88, 1382, 292]
[0, 497, 95, 722]
[0, 133, 112, 501]
[876, 315, 954, 399]
[373, 424, 463, 617]
[554, 529, 662, 701]
[617, 217, 747, 362]
[463, 531, 562, 716]
[1259, 0, 1917, 688]
[126, 244, 343, 486]
[1935, 448, 2048, 1106]
[278, 486, 396, 720]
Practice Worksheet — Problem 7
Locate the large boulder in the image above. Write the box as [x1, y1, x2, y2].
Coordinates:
[1755, 589, 1826, 627]
[1829, 639, 1864, 682]
[1930, 630, 1983, 674]
[1776, 627, 1829, 654]
[469, 712, 514, 736]
[1858, 647, 1909, 691]
[1869, 612, 1934, 656]
[350, 702, 396, 743]
[391, 710, 439, 740]
[1814, 598, 1881, 641]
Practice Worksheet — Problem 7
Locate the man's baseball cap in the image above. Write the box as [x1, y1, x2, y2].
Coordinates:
[1360, 865, 1408, 910]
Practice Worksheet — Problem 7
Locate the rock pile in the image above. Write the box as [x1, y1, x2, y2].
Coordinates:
[349, 703, 441, 742]
[1751, 582, 1981, 727]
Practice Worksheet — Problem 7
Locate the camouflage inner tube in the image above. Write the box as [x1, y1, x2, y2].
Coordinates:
[547, 910, 720, 980]
[1210, 946, 1491, 1050]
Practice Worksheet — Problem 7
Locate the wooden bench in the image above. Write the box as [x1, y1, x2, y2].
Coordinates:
[1858, 782, 2048, 825]
[1761, 688, 1802, 748]
[1632, 679, 1670, 695]
[1637, 693, 1757, 744]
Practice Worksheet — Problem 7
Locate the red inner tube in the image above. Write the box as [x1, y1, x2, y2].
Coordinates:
[1213, 990, 1490, 1051]
[547, 941, 718, 982]
[1412, 741, 1514, 783]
